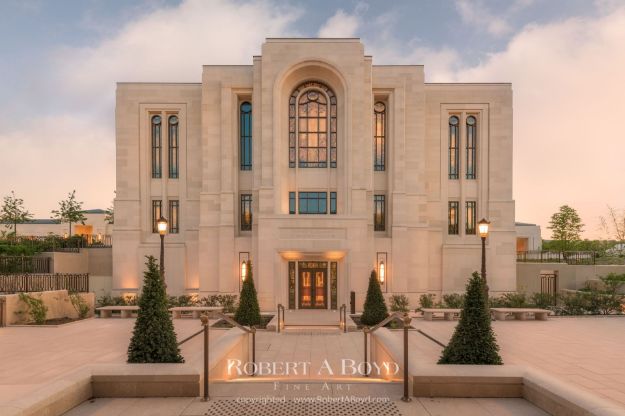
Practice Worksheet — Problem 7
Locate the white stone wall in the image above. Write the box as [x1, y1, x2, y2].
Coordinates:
[113, 39, 516, 310]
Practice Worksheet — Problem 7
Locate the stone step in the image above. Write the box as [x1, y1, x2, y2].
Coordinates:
[281, 325, 342, 334]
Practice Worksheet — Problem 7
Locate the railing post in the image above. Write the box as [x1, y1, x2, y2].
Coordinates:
[251, 326, 256, 376]
[200, 314, 210, 401]
[401, 313, 412, 402]
[363, 327, 369, 377]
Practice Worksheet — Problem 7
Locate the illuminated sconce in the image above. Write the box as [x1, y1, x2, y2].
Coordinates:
[239, 252, 250, 291]
[377, 252, 388, 292]
[241, 261, 247, 282]
[63, 233, 68, 239]
[97, 233, 102, 242]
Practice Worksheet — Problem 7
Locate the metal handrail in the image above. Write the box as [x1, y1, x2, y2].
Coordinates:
[339, 304, 347, 333]
[277, 304, 285, 333]
[362, 312, 412, 402]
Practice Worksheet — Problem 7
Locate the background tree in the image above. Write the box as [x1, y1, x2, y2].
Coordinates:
[51, 190, 87, 235]
[127, 256, 183, 363]
[547, 205, 584, 251]
[361, 269, 389, 326]
[600, 206, 625, 245]
[105, 203, 114, 225]
[439, 272, 502, 365]
[234, 260, 261, 326]
[0, 191, 33, 235]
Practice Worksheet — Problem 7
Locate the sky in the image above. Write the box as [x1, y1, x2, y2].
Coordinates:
[0, 0, 624, 239]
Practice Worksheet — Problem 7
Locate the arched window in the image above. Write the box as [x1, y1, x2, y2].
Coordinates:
[466, 115, 476, 179]
[374, 102, 386, 171]
[151, 115, 162, 178]
[289, 81, 337, 168]
[448, 116, 459, 179]
[240, 102, 252, 170]
[168, 115, 179, 178]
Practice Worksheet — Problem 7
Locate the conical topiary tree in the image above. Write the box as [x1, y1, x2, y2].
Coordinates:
[234, 260, 261, 327]
[361, 269, 389, 326]
[438, 272, 502, 365]
[127, 256, 184, 363]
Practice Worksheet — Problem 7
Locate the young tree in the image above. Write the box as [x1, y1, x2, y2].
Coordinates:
[0, 191, 33, 234]
[127, 256, 184, 363]
[104, 203, 114, 225]
[600, 206, 625, 245]
[51, 190, 87, 235]
[234, 260, 261, 326]
[438, 272, 502, 365]
[361, 269, 389, 326]
[547, 205, 584, 251]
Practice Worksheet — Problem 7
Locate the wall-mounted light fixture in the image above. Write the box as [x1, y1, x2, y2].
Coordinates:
[377, 252, 388, 292]
[239, 252, 250, 291]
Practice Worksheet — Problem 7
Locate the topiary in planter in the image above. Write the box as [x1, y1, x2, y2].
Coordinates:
[361, 269, 389, 326]
[127, 256, 183, 363]
[234, 261, 261, 327]
[438, 272, 502, 365]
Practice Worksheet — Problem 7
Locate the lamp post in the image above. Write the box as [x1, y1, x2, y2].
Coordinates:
[157, 216, 168, 281]
[478, 218, 490, 296]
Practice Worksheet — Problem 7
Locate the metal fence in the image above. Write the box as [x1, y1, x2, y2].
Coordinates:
[0, 273, 89, 293]
[517, 250, 596, 265]
[0, 256, 51, 274]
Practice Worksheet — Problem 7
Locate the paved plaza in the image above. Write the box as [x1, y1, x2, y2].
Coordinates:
[1, 315, 625, 414]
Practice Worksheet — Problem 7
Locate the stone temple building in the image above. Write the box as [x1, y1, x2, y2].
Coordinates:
[113, 38, 515, 311]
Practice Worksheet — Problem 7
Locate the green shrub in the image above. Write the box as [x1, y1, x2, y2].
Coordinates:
[234, 261, 261, 326]
[438, 272, 502, 365]
[442, 293, 465, 308]
[69, 292, 90, 319]
[418, 293, 435, 310]
[199, 294, 238, 313]
[361, 270, 389, 326]
[489, 292, 528, 308]
[18, 293, 48, 324]
[558, 292, 587, 315]
[389, 294, 410, 313]
[530, 292, 556, 309]
[127, 256, 183, 363]
[167, 295, 195, 308]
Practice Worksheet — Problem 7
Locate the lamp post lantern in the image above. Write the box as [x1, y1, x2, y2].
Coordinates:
[478, 218, 490, 296]
[157, 216, 168, 281]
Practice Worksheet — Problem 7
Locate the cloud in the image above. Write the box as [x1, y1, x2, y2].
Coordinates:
[0, 0, 300, 217]
[452, 7, 625, 238]
[455, 0, 513, 36]
[318, 9, 360, 38]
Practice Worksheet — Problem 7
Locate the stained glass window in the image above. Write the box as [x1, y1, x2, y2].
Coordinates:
[289, 81, 337, 168]
[466, 115, 476, 179]
[466, 201, 476, 235]
[448, 201, 459, 235]
[240, 102, 252, 170]
[169, 200, 179, 234]
[240, 194, 252, 231]
[151, 115, 162, 178]
[449, 116, 459, 179]
[374, 195, 385, 231]
[374, 102, 386, 171]
[168, 115, 179, 179]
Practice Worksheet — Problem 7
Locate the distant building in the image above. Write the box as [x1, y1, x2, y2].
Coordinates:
[515, 222, 542, 252]
[2, 209, 112, 238]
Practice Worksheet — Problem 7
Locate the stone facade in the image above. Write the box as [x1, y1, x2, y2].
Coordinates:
[113, 38, 515, 311]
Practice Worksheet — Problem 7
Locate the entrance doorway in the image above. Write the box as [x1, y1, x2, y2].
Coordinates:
[298, 262, 327, 309]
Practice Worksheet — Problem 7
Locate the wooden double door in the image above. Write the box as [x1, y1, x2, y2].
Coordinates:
[298, 262, 327, 309]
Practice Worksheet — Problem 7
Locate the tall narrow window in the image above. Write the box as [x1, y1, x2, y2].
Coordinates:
[448, 201, 459, 235]
[374, 195, 385, 231]
[289, 81, 337, 168]
[330, 192, 337, 214]
[449, 116, 459, 179]
[466, 201, 476, 235]
[151, 200, 162, 233]
[289, 192, 296, 214]
[240, 102, 252, 170]
[151, 115, 162, 178]
[240, 194, 252, 231]
[466, 115, 476, 179]
[168, 115, 179, 178]
[298, 192, 327, 214]
[169, 200, 179, 234]
[374, 102, 386, 171]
